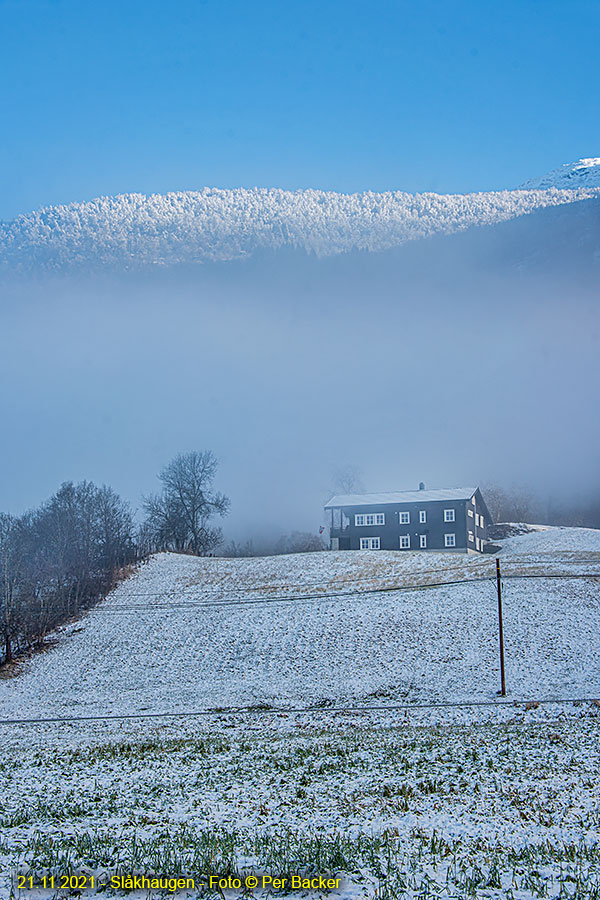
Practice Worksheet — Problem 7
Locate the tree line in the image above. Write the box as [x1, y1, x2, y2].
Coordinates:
[0, 451, 230, 666]
[0, 481, 136, 665]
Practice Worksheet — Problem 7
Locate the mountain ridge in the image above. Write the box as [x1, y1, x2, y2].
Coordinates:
[519, 157, 600, 190]
[2, 183, 599, 272]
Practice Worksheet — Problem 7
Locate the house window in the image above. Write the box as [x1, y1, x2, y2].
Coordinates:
[399, 535, 410, 549]
[356, 513, 385, 526]
[419, 534, 427, 548]
[419, 510, 426, 523]
[444, 533, 456, 547]
[443, 509, 455, 522]
[468, 509, 474, 518]
[468, 531, 474, 542]
[360, 537, 380, 550]
[399, 511, 410, 524]
[475, 537, 480, 550]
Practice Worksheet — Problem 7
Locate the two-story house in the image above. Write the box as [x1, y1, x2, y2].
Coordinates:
[325, 484, 491, 553]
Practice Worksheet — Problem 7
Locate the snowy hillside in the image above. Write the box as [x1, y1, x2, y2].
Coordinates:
[1, 183, 598, 271]
[1, 526, 600, 900]
[2, 526, 599, 723]
[520, 157, 600, 190]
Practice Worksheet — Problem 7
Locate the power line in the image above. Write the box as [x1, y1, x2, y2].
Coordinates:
[1, 695, 599, 728]
[88, 572, 600, 613]
[101, 575, 494, 611]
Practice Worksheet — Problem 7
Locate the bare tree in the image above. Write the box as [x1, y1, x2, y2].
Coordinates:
[0, 513, 22, 663]
[482, 483, 536, 524]
[274, 531, 326, 554]
[0, 482, 136, 666]
[143, 451, 230, 555]
[329, 464, 365, 497]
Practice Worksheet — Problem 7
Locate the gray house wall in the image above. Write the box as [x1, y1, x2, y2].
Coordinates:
[326, 489, 489, 553]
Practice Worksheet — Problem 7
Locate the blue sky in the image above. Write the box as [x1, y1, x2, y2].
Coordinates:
[1, 0, 599, 219]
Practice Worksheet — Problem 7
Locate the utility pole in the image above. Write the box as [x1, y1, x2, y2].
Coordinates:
[496, 558, 506, 696]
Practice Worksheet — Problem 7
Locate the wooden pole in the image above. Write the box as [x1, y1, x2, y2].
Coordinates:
[496, 558, 506, 696]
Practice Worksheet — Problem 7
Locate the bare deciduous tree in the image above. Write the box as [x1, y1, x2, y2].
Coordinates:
[143, 451, 230, 555]
[0, 482, 136, 666]
[274, 531, 326, 554]
[482, 483, 535, 524]
[329, 464, 365, 497]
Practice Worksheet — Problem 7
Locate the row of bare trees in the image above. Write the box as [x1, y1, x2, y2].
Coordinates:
[0, 481, 136, 665]
[0, 451, 231, 666]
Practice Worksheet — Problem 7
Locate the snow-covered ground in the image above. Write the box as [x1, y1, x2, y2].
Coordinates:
[2, 526, 600, 899]
[1, 526, 599, 722]
[520, 157, 600, 190]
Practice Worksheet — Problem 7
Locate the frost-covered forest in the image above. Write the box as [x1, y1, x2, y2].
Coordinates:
[1, 185, 598, 270]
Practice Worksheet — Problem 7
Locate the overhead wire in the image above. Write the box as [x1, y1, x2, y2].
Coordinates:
[1, 694, 599, 728]
[83, 571, 600, 613]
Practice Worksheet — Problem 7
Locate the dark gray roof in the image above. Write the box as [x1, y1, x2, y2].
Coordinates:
[325, 487, 478, 509]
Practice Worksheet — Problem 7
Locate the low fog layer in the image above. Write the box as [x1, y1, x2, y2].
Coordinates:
[1, 199, 599, 540]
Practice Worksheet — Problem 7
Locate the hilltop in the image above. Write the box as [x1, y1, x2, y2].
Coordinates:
[2, 524, 599, 723]
[1, 177, 599, 273]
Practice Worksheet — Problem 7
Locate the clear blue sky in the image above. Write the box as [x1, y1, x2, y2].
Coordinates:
[1, 0, 599, 219]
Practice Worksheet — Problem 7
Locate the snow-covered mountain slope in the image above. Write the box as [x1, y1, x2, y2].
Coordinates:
[1, 183, 598, 271]
[1, 526, 599, 722]
[520, 157, 600, 190]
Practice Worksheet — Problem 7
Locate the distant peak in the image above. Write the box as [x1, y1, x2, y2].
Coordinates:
[519, 158, 600, 190]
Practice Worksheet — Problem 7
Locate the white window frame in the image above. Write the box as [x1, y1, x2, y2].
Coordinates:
[356, 513, 385, 526]
[360, 536, 380, 550]
[419, 510, 427, 523]
[399, 511, 410, 524]
[419, 534, 427, 548]
[468, 530, 474, 542]
[444, 533, 456, 547]
[443, 509, 455, 522]
[399, 534, 410, 549]
[468, 508, 474, 518]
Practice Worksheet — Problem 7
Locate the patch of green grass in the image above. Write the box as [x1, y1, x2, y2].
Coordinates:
[10, 827, 600, 899]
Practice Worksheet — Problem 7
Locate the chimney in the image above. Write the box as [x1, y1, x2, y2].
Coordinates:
[419, 482, 425, 491]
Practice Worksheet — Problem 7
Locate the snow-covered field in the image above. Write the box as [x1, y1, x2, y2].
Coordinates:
[1, 525, 599, 721]
[2, 526, 600, 898]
